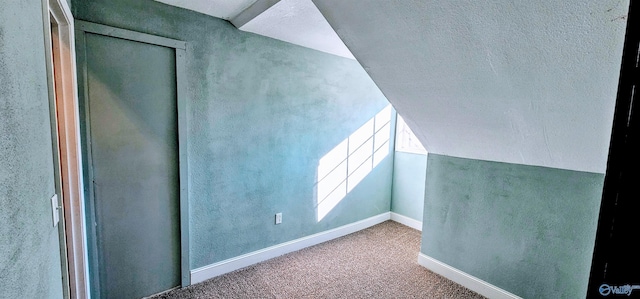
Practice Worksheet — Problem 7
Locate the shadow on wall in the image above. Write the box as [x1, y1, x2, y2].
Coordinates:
[315, 105, 392, 221]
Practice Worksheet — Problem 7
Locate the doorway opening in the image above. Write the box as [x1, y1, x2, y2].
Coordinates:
[42, 0, 89, 297]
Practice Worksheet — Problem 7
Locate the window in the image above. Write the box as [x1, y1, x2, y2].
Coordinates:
[395, 115, 427, 154]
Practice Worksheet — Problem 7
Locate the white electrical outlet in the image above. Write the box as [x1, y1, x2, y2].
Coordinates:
[275, 212, 282, 224]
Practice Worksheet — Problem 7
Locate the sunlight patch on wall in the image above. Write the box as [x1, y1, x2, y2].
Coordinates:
[316, 105, 392, 221]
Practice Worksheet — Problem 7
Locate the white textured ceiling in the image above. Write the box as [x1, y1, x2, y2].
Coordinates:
[312, 0, 630, 173]
[155, 0, 354, 59]
[153, 0, 257, 20]
[238, 0, 354, 59]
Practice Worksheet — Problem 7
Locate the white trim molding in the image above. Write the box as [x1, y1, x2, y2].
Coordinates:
[390, 212, 422, 231]
[417, 253, 522, 299]
[191, 212, 391, 284]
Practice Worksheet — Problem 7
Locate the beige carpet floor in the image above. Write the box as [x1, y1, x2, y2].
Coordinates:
[152, 221, 486, 299]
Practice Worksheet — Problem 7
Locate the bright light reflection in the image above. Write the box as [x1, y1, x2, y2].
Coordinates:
[316, 105, 392, 221]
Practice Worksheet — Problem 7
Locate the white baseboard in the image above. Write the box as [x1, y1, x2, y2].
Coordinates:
[417, 253, 522, 299]
[191, 212, 391, 284]
[390, 212, 423, 231]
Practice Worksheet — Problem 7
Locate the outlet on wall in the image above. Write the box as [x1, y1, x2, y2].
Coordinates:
[275, 212, 282, 225]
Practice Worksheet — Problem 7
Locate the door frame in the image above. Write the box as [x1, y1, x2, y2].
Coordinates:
[587, 0, 639, 297]
[74, 21, 191, 291]
[41, 0, 90, 298]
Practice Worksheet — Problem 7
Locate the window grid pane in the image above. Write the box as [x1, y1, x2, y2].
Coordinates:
[395, 115, 427, 154]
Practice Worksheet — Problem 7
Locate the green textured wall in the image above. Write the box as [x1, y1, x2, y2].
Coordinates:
[72, 0, 393, 273]
[421, 154, 604, 298]
[0, 0, 65, 298]
[391, 151, 427, 222]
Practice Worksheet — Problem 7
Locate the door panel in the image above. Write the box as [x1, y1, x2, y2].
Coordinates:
[85, 32, 180, 299]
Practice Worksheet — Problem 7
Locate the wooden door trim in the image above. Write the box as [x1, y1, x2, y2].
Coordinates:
[42, 0, 90, 297]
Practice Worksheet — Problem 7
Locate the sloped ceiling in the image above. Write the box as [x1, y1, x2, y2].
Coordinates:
[153, 0, 257, 20]
[154, 0, 353, 59]
[237, 0, 354, 59]
[312, 0, 629, 173]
